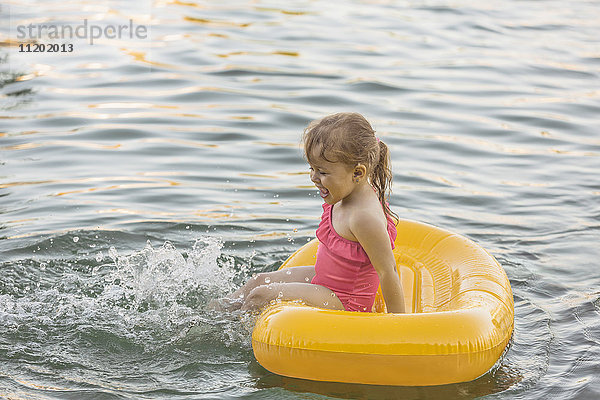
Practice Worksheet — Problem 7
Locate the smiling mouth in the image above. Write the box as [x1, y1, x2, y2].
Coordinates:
[318, 187, 329, 198]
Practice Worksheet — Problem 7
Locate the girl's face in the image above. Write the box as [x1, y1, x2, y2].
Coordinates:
[308, 154, 357, 205]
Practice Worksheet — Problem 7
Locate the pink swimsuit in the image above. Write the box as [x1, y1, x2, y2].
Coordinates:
[311, 202, 397, 312]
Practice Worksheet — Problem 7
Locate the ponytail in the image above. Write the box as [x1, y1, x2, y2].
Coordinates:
[372, 140, 399, 224]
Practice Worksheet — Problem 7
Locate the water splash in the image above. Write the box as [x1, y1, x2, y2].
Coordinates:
[0, 236, 248, 358]
[102, 237, 235, 312]
[0, 234, 259, 398]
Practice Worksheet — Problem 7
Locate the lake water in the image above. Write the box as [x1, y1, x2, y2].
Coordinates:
[1, 0, 599, 398]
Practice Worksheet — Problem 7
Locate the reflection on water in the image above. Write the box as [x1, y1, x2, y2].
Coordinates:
[253, 362, 524, 400]
[1, 0, 600, 398]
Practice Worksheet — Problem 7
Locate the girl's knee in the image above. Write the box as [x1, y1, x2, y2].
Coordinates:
[243, 272, 272, 293]
[243, 284, 276, 310]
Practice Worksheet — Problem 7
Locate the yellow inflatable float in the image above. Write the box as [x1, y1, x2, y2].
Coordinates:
[252, 219, 514, 386]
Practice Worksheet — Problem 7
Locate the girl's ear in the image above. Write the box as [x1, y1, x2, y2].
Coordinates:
[353, 164, 367, 181]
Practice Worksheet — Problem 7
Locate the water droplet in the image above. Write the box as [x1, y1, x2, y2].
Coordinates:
[186, 225, 190, 230]
[40, 262, 47, 271]
[278, 291, 283, 298]
[73, 236, 79, 243]
[305, 277, 310, 282]
[108, 246, 118, 260]
[331, 293, 336, 297]
[264, 277, 271, 284]
[323, 301, 328, 306]
[96, 251, 103, 262]
[285, 270, 292, 275]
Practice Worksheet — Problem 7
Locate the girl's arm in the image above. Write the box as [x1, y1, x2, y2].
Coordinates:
[351, 210, 406, 313]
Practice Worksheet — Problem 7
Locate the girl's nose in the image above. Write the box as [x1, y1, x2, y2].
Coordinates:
[310, 170, 319, 183]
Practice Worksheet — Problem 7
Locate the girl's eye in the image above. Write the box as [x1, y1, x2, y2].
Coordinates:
[309, 166, 326, 175]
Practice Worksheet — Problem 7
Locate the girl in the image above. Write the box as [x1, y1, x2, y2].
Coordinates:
[212, 112, 406, 313]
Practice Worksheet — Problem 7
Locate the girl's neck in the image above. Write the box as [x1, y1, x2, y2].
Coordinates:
[339, 180, 372, 207]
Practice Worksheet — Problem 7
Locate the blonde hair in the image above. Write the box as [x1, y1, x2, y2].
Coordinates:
[302, 112, 398, 223]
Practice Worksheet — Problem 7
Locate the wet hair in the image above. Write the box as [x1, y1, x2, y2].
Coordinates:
[302, 112, 398, 223]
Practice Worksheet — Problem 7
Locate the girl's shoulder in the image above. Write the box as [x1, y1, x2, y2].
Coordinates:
[347, 199, 387, 231]
[347, 202, 397, 250]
